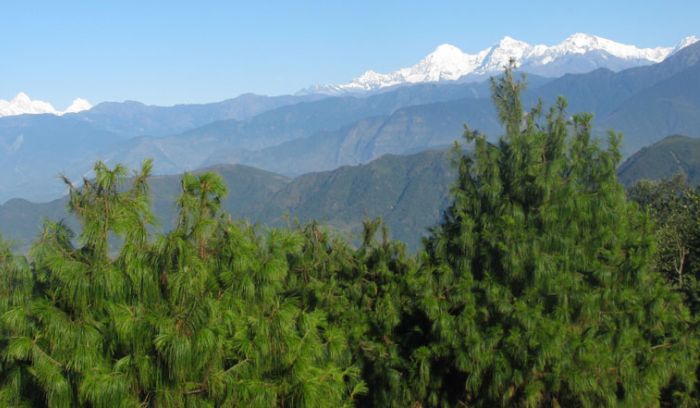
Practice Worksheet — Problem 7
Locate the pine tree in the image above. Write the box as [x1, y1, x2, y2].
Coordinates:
[0, 163, 363, 407]
[0, 235, 37, 407]
[417, 64, 698, 406]
[0, 161, 156, 407]
[287, 219, 424, 407]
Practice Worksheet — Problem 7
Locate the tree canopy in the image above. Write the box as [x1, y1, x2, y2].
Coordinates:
[418, 66, 697, 406]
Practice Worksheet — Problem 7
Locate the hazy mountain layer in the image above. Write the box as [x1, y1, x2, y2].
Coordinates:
[5, 134, 700, 255]
[0, 150, 455, 252]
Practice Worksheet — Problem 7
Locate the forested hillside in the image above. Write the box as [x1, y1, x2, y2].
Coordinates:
[7, 130, 700, 255]
[1, 66, 699, 407]
[0, 150, 454, 252]
[619, 134, 700, 185]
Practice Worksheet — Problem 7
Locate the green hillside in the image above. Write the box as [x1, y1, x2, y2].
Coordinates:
[6, 132, 700, 254]
[262, 149, 455, 248]
[0, 150, 454, 252]
[618, 135, 700, 186]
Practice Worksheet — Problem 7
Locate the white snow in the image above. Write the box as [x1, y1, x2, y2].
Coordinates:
[63, 98, 93, 114]
[672, 35, 699, 53]
[304, 33, 699, 94]
[0, 93, 57, 116]
[0, 93, 92, 117]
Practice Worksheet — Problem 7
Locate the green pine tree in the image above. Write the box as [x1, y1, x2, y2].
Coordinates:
[0, 163, 363, 407]
[286, 219, 419, 406]
[416, 63, 698, 407]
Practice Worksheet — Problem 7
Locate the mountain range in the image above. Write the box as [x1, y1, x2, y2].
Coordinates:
[1, 33, 700, 205]
[303, 33, 698, 94]
[5, 33, 695, 119]
[211, 40, 700, 175]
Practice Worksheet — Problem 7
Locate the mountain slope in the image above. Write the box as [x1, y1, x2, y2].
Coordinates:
[261, 149, 455, 247]
[104, 79, 512, 175]
[531, 40, 700, 118]
[618, 135, 700, 186]
[0, 115, 127, 201]
[600, 63, 700, 148]
[0, 150, 455, 252]
[237, 98, 499, 175]
[6, 136, 700, 255]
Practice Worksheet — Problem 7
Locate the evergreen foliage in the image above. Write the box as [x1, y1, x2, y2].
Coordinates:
[0, 162, 362, 407]
[628, 174, 700, 404]
[419, 63, 698, 406]
[629, 174, 700, 314]
[0, 64, 697, 407]
[286, 219, 424, 407]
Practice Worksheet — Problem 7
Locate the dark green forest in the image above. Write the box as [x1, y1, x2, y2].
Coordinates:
[2, 67, 700, 407]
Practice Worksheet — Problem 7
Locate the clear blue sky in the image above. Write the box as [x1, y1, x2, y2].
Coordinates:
[2, 0, 698, 107]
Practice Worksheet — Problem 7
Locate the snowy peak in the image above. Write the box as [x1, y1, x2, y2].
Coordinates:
[673, 35, 699, 53]
[423, 44, 466, 64]
[0, 93, 92, 117]
[12, 92, 31, 104]
[496, 36, 529, 50]
[63, 98, 93, 114]
[547, 33, 669, 62]
[560, 33, 606, 51]
[411, 43, 484, 81]
[0, 93, 57, 116]
[304, 33, 698, 94]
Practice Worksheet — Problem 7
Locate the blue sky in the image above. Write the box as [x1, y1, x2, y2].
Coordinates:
[2, 0, 698, 107]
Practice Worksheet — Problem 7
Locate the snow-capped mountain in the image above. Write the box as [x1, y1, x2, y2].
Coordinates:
[0, 93, 92, 117]
[304, 33, 699, 94]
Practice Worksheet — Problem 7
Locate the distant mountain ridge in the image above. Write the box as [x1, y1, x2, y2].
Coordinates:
[101, 79, 507, 177]
[73, 93, 326, 138]
[304, 33, 698, 94]
[0, 93, 325, 202]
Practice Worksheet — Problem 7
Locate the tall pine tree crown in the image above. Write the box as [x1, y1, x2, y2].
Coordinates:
[419, 62, 697, 407]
